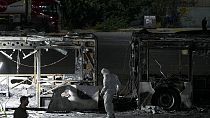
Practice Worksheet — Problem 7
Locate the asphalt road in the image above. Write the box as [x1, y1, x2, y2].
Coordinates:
[3, 109, 210, 118]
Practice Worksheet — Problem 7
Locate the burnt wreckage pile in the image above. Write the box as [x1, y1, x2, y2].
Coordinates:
[0, 33, 98, 110]
[130, 29, 210, 110]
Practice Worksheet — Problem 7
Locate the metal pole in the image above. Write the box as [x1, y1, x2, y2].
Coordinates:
[25, 0, 28, 23]
[25, 0, 31, 23]
[188, 44, 194, 105]
[81, 47, 84, 81]
[146, 42, 149, 81]
[36, 49, 41, 108]
[95, 39, 98, 86]
[57, 1, 61, 32]
[7, 76, 9, 97]
[137, 38, 141, 109]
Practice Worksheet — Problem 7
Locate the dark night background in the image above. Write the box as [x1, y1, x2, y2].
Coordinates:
[60, 0, 210, 30]
[60, 0, 180, 30]
[0, 49, 75, 74]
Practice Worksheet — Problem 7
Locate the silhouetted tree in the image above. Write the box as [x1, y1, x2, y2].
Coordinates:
[60, 0, 180, 29]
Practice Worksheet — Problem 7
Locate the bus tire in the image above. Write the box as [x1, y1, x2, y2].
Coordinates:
[151, 88, 181, 110]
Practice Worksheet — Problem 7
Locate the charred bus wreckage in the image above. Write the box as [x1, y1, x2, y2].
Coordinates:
[130, 29, 210, 110]
[0, 32, 98, 112]
[1, 29, 210, 114]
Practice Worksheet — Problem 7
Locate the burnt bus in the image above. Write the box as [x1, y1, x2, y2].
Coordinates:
[131, 29, 210, 110]
[0, 33, 98, 109]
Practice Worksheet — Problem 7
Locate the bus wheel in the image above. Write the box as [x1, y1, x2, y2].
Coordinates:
[151, 88, 181, 110]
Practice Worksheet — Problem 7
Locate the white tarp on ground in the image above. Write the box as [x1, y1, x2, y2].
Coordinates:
[47, 85, 99, 112]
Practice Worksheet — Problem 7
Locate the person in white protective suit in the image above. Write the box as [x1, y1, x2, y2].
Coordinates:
[100, 68, 121, 118]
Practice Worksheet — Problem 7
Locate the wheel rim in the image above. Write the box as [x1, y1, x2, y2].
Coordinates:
[158, 93, 175, 109]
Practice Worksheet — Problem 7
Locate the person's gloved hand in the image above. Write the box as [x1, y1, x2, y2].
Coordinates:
[100, 92, 104, 97]
[116, 92, 119, 99]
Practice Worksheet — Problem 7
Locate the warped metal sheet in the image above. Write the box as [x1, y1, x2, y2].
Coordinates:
[47, 85, 99, 112]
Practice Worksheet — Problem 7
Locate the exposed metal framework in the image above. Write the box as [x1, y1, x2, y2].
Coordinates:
[0, 33, 97, 108]
[131, 29, 210, 108]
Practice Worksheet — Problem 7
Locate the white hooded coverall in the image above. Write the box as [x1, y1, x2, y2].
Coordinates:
[100, 68, 121, 118]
